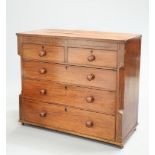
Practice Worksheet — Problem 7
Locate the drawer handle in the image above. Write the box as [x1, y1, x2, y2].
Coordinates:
[40, 89, 47, 95]
[86, 96, 94, 103]
[40, 112, 47, 117]
[85, 120, 94, 128]
[39, 68, 47, 74]
[87, 55, 95, 62]
[87, 73, 95, 81]
[39, 50, 46, 57]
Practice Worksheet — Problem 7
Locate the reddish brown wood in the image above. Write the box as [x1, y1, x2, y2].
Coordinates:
[17, 29, 141, 147]
[22, 79, 116, 115]
[68, 48, 117, 68]
[87, 54, 96, 62]
[121, 37, 141, 140]
[39, 50, 46, 57]
[86, 96, 94, 103]
[87, 73, 95, 81]
[20, 98, 116, 141]
[85, 120, 94, 128]
[17, 29, 141, 42]
[39, 68, 47, 74]
[22, 60, 117, 91]
[39, 89, 46, 95]
[39, 111, 47, 117]
[22, 43, 65, 63]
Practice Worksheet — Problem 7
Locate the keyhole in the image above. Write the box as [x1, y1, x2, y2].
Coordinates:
[91, 49, 93, 54]
[65, 86, 68, 90]
[65, 66, 68, 70]
[64, 107, 67, 112]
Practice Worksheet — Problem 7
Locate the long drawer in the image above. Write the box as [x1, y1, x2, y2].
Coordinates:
[23, 61, 116, 90]
[22, 79, 116, 115]
[20, 98, 116, 141]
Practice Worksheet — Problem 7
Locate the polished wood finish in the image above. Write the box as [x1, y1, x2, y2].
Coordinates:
[86, 96, 94, 103]
[39, 111, 47, 117]
[20, 98, 115, 141]
[17, 29, 141, 42]
[22, 79, 116, 115]
[68, 48, 117, 68]
[22, 43, 64, 63]
[17, 29, 141, 147]
[85, 120, 94, 128]
[121, 38, 141, 140]
[23, 61, 116, 90]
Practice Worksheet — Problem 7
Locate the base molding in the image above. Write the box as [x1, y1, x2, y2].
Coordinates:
[19, 120, 125, 148]
[122, 123, 138, 144]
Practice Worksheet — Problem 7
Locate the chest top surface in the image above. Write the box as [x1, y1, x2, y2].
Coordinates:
[17, 29, 141, 42]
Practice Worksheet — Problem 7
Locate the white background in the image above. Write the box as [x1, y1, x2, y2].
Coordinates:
[6, 0, 149, 155]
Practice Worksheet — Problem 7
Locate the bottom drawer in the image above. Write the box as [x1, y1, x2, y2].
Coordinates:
[20, 98, 115, 141]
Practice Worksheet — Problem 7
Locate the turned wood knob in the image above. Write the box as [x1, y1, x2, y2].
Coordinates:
[39, 68, 47, 74]
[85, 120, 94, 128]
[87, 55, 95, 62]
[86, 96, 94, 103]
[87, 73, 95, 81]
[40, 89, 47, 95]
[40, 112, 47, 117]
[39, 50, 46, 57]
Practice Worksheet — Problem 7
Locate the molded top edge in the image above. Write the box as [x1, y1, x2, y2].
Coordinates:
[16, 29, 142, 42]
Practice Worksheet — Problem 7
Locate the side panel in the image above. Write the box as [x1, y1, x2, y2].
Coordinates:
[115, 37, 141, 145]
[122, 37, 141, 141]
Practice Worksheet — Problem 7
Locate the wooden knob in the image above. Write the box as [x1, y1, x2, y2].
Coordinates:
[40, 112, 47, 117]
[86, 96, 94, 103]
[87, 73, 95, 81]
[39, 68, 47, 74]
[85, 120, 93, 128]
[40, 89, 47, 95]
[87, 55, 95, 62]
[39, 50, 46, 57]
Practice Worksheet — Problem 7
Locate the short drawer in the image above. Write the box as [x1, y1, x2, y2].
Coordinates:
[20, 98, 115, 141]
[68, 47, 117, 68]
[23, 61, 116, 90]
[22, 79, 116, 115]
[22, 43, 64, 62]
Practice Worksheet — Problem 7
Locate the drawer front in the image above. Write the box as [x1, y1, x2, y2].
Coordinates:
[21, 98, 115, 141]
[22, 79, 116, 115]
[22, 43, 64, 62]
[68, 47, 117, 68]
[23, 61, 116, 90]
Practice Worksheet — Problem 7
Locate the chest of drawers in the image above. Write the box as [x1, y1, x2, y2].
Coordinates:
[17, 29, 141, 147]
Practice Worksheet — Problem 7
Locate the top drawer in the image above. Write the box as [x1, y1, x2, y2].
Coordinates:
[68, 47, 117, 68]
[22, 43, 65, 62]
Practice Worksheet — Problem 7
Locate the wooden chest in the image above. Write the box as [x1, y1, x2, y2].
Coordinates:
[17, 29, 141, 147]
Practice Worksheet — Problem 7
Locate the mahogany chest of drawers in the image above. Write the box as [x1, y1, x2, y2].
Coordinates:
[17, 29, 141, 147]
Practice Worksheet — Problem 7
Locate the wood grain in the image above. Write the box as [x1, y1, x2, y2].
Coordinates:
[17, 29, 142, 147]
[20, 98, 116, 141]
[22, 60, 117, 91]
[17, 29, 141, 42]
[22, 78, 116, 115]
[121, 37, 141, 139]
[68, 47, 117, 68]
[22, 43, 64, 62]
